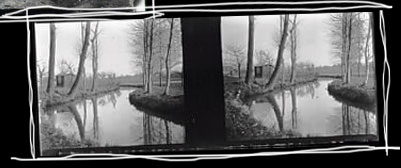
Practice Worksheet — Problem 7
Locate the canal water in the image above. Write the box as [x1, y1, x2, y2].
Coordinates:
[248, 79, 378, 138]
[40, 88, 185, 150]
[40, 79, 378, 151]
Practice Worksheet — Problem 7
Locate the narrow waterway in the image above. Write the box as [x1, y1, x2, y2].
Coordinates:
[40, 88, 185, 150]
[248, 79, 377, 138]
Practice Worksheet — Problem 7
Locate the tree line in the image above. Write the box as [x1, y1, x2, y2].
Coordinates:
[129, 18, 183, 95]
[329, 12, 374, 86]
[224, 14, 301, 92]
[43, 21, 103, 100]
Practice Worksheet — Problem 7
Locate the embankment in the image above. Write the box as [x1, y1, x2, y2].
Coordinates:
[42, 87, 120, 109]
[128, 90, 186, 125]
[327, 80, 377, 111]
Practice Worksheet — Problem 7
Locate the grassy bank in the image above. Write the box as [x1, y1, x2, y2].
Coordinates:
[224, 76, 314, 140]
[128, 83, 185, 124]
[327, 80, 377, 111]
[224, 76, 317, 103]
[225, 96, 299, 140]
[41, 86, 120, 109]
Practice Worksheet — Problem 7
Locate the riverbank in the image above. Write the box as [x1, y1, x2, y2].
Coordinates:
[327, 80, 377, 111]
[224, 77, 318, 102]
[41, 86, 120, 109]
[224, 77, 317, 140]
[128, 83, 185, 124]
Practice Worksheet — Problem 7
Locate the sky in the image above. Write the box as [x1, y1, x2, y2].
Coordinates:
[36, 13, 338, 77]
[36, 20, 139, 76]
[221, 13, 334, 66]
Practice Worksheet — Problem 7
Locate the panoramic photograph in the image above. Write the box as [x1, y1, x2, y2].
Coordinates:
[35, 18, 184, 154]
[0, 0, 145, 10]
[221, 13, 378, 141]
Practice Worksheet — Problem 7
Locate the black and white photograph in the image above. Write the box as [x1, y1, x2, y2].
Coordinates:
[222, 13, 378, 141]
[35, 18, 184, 155]
[5, 0, 399, 164]
[0, 0, 145, 10]
[35, 12, 379, 156]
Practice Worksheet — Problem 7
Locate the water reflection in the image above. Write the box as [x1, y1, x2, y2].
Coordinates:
[40, 89, 185, 150]
[247, 80, 377, 139]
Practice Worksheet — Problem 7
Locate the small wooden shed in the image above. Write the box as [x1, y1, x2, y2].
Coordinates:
[254, 64, 274, 79]
[56, 73, 75, 88]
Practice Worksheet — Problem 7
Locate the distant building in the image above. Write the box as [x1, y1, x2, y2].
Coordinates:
[56, 73, 75, 88]
[254, 63, 274, 79]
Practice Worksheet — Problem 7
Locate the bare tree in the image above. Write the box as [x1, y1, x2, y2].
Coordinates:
[255, 49, 273, 66]
[146, 19, 155, 93]
[59, 59, 76, 74]
[265, 14, 290, 91]
[46, 23, 56, 96]
[362, 13, 373, 86]
[225, 43, 246, 79]
[90, 22, 101, 92]
[289, 15, 299, 84]
[245, 16, 255, 85]
[164, 18, 174, 95]
[68, 21, 91, 97]
[329, 13, 365, 82]
[37, 61, 46, 91]
[345, 13, 353, 84]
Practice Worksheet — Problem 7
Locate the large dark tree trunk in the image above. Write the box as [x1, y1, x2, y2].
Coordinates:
[265, 15, 290, 91]
[68, 22, 91, 97]
[164, 18, 174, 95]
[46, 23, 56, 96]
[245, 16, 255, 85]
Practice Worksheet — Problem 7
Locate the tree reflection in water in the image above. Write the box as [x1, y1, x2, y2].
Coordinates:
[290, 88, 297, 129]
[340, 103, 374, 135]
[142, 113, 173, 145]
[40, 89, 183, 151]
[243, 80, 376, 139]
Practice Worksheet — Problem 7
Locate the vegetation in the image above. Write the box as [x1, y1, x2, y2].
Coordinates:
[326, 12, 376, 105]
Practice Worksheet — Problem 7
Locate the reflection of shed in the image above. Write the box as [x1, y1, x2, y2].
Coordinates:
[254, 64, 274, 79]
[56, 73, 75, 88]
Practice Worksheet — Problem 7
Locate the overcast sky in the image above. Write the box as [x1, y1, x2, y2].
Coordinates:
[35, 13, 336, 76]
[221, 13, 333, 66]
[36, 20, 138, 76]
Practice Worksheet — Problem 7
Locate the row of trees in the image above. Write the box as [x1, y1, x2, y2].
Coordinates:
[329, 12, 373, 86]
[224, 14, 301, 92]
[43, 21, 102, 100]
[130, 18, 182, 95]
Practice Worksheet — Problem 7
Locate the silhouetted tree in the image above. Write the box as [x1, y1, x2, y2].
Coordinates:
[46, 23, 56, 96]
[68, 22, 91, 97]
[265, 14, 290, 91]
[245, 16, 255, 85]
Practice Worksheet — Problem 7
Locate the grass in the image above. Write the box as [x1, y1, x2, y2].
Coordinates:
[40, 115, 99, 150]
[127, 83, 185, 124]
[224, 75, 314, 140]
[327, 80, 377, 111]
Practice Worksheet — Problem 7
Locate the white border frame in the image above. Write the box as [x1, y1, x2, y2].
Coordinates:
[4, 1, 398, 161]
